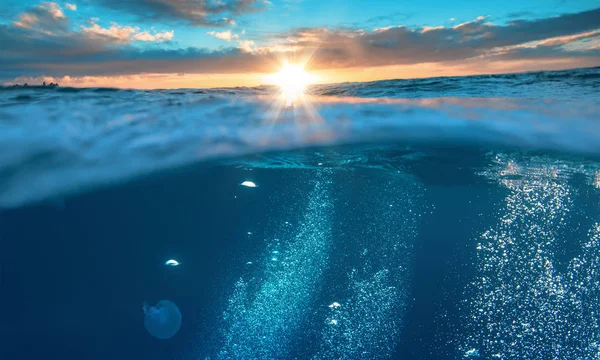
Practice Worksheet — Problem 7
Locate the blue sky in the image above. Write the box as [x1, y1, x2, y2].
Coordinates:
[1, 0, 599, 87]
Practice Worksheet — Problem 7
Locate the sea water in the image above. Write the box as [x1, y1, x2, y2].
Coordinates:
[1, 67, 600, 359]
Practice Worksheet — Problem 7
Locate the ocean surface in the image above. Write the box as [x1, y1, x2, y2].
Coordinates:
[1, 66, 600, 359]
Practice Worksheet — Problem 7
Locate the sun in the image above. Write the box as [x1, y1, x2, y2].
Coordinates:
[261, 55, 323, 124]
[266, 63, 318, 106]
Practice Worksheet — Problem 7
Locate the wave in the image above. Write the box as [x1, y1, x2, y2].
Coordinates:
[308, 66, 600, 100]
[3, 66, 600, 100]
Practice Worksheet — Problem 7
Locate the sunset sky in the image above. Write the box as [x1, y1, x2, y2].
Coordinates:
[1, 0, 599, 88]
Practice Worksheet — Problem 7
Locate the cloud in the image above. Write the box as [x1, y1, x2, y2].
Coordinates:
[0, 3, 177, 81]
[0, 29, 271, 79]
[81, 21, 138, 43]
[65, 3, 76, 11]
[133, 30, 174, 42]
[207, 30, 239, 41]
[238, 39, 257, 52]
[422, 26, 444, 32]
[13, 2, 67, 34]
[274, 8, 600, 69]
[81, 20, 174, 43]
[1, 6, 599, 82]
[537, 30, 599, 47]
[91, 0, 267, 26]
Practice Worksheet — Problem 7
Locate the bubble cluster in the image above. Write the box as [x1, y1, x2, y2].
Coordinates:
[212, 169, 423, 359]
[218, 171, 333, 359]
[317, 269, 403, 359]
[316, 173, 421, 359]
[463, 155, 600, 359]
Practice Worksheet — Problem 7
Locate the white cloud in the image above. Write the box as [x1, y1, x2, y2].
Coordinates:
[133, 30, 174, 42]
[81, 22, 137, 43]
[374, 26, 395, 32]
[238, 39, 257, 52]
[65, 3, 77, 11]
[45, 2, 66, 19]
[450, 17, 455, 21]
[422, 26, 445, 32]
[207, 30, 239, 42]
[81, 21, 174, 43]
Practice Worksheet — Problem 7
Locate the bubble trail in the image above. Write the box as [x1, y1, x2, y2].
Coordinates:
[218, 171, 333, 360]
[315, 172, 422, 359]
[463, 156, 600, 359]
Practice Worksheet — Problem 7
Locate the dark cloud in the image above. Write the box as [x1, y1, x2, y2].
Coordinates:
[284, 7, 600, 69]
[0, 3, 111, 62]
[0, 38, 272, 78]
[92, 0, 267, 26]
[490, 42, 600, 62]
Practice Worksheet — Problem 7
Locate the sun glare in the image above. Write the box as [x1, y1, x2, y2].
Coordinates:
[266, 63, 317, 106]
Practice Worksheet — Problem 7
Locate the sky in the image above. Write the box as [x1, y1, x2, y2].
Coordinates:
[1, 0, 600, 88]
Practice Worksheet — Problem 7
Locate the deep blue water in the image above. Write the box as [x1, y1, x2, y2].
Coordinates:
[1, 67, 600, 359]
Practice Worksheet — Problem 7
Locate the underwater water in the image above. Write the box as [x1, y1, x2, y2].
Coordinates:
[1, 67, 600, 360]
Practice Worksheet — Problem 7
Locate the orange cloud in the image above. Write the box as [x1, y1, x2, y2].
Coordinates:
[538, 31, 600, 47]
